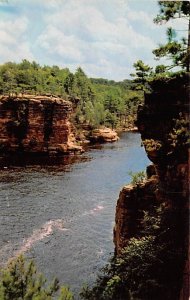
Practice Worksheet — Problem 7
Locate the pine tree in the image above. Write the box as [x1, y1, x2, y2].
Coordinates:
[0, 256, 74, 300]
[153, 1, 190, 71]
[130, 60, 152, 93]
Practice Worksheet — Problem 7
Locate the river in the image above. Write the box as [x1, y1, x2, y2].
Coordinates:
[0, 132, 150, 296]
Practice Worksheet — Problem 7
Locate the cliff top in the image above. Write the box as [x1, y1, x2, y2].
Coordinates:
[0, 94, 72, 106]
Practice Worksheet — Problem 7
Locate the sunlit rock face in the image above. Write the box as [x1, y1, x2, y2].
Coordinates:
[114, 175, 158, 253]
[0, 95, 82, 155]
[114, 74, 189, 299]
[90, 127, 119, 143]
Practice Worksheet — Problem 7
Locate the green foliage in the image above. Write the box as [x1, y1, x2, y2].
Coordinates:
[143, 139, 162, 152]
[152, 35, 187, 69]
[154, 64, 167, 74]
[69, 68, 143, 129]
[128, 171, 146, 186]
[0, 60, 143, 130]
[130, 60, 152, 93]
[0, 60, 70, 97]
[153, 1, 190, 71]
[92, 80, 143, 129]
[0, 255, 74, 300]
[154, 1, 190, 24]
[58, 287, 74, 300]
[80, 203, 186, 300]
[131, 2, 190, 85]
[168, 115, 190, 154]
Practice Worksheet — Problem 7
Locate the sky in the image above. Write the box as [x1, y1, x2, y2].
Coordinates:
[0, 0, 187, 80]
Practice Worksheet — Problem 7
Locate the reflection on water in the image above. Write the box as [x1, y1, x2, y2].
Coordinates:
[0, 132, 150, 294]
[0, 152, 90, 170]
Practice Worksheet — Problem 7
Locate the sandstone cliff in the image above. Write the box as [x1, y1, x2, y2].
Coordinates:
[114, 74, 189, 299]
[0, 95, 82, 155]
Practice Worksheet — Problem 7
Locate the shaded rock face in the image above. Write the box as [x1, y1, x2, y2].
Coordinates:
[0, 95, 82, 155]
[136, 75, 189, 203]
[114, 75, 189, 298]
[137, 75, 189, 166]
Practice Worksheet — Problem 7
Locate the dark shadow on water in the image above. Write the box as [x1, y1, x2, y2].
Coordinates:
[0, 152, 91, 171]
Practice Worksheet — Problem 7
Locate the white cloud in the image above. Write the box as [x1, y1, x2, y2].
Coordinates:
[0, 16, 34, 62]
[126, 8, 155, 28]
[38, 25, 84, 62]
[35, 0, 156, 79]
[1, 0, 184, 79]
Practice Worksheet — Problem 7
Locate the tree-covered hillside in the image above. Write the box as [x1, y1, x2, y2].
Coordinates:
[0, 61, 143, 130]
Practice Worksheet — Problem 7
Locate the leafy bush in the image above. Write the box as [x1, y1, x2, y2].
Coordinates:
[128, 171, 146, 186]
[168, 115, 190, 152]
[142, 139, 162, 152]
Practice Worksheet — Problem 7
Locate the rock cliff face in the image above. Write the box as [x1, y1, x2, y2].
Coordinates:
[0, 95, 82, 155]
[114, 74, 189, 298]
[114, 173, 158, 253]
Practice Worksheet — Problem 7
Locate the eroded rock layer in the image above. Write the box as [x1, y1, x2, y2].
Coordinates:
[0, 95, 82, 155]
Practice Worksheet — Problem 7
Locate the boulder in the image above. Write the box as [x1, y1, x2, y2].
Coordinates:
[90, 127, 119, 143]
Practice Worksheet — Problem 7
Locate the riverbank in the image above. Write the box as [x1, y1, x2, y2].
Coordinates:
[0, 125, 137, 168]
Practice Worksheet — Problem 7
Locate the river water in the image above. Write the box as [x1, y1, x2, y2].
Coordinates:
[0, 132, 150, 295]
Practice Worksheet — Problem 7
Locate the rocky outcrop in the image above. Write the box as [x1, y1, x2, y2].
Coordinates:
[0, 95, 83, 155]
[114, 173, 158, 253]
[114, 74, 189, 298]
[90, 127, 119, 143]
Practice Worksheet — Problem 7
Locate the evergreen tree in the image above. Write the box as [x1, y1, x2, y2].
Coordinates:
[0, 256, 74, 300]
[130, 60, 152, 93]
[153, 1, 190, 71]
[64, 73, 75, 95]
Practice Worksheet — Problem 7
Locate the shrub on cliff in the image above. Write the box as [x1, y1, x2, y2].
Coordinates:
[168, 115, 190, 159]
[128, 171, 146, 186]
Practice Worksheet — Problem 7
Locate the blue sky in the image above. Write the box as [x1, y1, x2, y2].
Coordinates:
[0, 0, 187, 80]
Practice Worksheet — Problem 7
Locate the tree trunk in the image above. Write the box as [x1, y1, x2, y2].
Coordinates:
[187, 16, 190, 72]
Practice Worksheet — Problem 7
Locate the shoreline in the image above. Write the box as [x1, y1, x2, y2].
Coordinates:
[0, 128, 138, 168]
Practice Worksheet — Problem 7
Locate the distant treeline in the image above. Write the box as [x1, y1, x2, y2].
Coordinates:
[0, 60, 143, 129]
